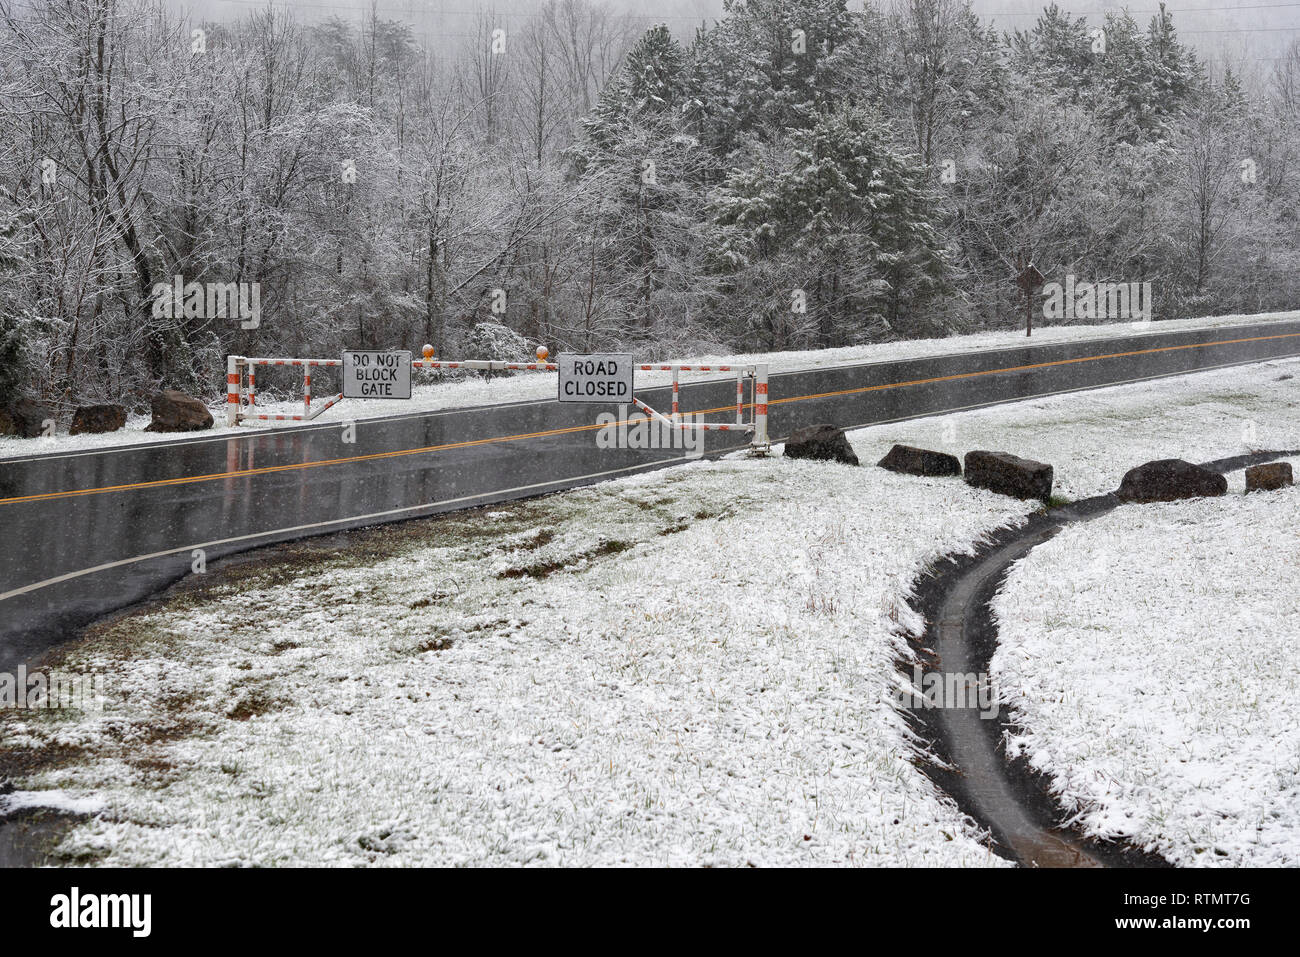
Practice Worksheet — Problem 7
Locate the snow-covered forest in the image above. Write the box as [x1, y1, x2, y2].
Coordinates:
[1, 0, 1298, 409]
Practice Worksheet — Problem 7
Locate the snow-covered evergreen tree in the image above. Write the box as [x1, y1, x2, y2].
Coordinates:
[711, 106, 951, 345]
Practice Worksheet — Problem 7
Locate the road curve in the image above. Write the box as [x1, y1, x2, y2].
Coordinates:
[3, 318, 1300, 672]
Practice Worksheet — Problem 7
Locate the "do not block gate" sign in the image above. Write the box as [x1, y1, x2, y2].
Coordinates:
[342, 350, 412, 399]
[557, 354, 634, 403]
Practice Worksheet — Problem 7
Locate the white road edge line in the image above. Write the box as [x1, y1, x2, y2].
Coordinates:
[0, 456, 692, 601]
[6, 351, 1298, 604]
[822, 354, 1300, 432]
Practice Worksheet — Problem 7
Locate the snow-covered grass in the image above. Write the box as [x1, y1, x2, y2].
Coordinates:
[991, 472, 1300, 867]
[5, 352, 1300, 866]
[2, 456, 1029, 867]
[3, 308, 1296, 461]
[847, 357, 1300, 500]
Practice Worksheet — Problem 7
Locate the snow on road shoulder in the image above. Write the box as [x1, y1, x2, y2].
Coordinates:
[0, 790, 105, 818]
[840, 357, 1300, 500]
[3, 309, 1295, 461]
[991, 468, 1300, 867]
[4, 454, 1027, 867]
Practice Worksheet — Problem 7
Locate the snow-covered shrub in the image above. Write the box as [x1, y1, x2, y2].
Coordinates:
[463, 322, 533, 362]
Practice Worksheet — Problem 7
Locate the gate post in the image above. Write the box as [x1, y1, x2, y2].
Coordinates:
[226, 355, 241, 426]
[753, 364, 769, 452]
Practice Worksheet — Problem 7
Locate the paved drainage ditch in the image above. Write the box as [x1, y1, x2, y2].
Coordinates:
[902, 449, 1298, 868]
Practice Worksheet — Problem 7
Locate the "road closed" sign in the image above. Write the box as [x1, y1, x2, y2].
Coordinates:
[342, 350, 412, 399]
[557, 353, 634, 403]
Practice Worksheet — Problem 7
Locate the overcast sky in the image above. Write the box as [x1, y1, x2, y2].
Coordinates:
[174, 0, 1299, 81]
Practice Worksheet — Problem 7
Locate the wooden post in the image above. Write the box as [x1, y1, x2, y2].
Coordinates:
[1014, 262, 1045, 338]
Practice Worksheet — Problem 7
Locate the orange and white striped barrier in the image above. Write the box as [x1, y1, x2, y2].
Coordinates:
[628, 362, 768, 451]
[227, 354, 560, 425]
[226, 353, 770, 452]
[227, 356, 345, 424]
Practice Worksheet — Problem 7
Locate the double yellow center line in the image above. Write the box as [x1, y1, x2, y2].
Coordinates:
[2, 330, 1297, 508]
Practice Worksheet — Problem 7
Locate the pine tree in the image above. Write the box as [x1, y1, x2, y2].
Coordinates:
[711, 106, 951, 344]
[1009, 4, 1095, 99]
[1147, 4, 1200, 119]
[1095, 9, 1198, 142]
[566, 26, 714, 341]
[686, 0, 870, 161]
[572, 25, 687, 168]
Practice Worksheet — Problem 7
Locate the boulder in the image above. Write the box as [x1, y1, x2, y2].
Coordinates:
[1116, 458, 1227, 503]
[70, 403, 127, 435]
[144, 389, 214, 433]
[963, 450, 1053, 501]
[877, 444, 961, 477]
[1245, 462, 1293, 493]
[783, 424, 859, 466]
[0, 399, 54, 438]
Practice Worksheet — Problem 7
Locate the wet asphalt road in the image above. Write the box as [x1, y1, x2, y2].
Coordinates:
[2, 319, 1299, 672]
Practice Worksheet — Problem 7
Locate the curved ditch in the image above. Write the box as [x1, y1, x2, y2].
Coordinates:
[901, 449, 1299, 868]
[4, 450, 1294, 868]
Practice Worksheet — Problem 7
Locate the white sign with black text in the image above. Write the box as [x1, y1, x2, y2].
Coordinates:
[557, 353, 634, 403]
[342, 350, 412, 399]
